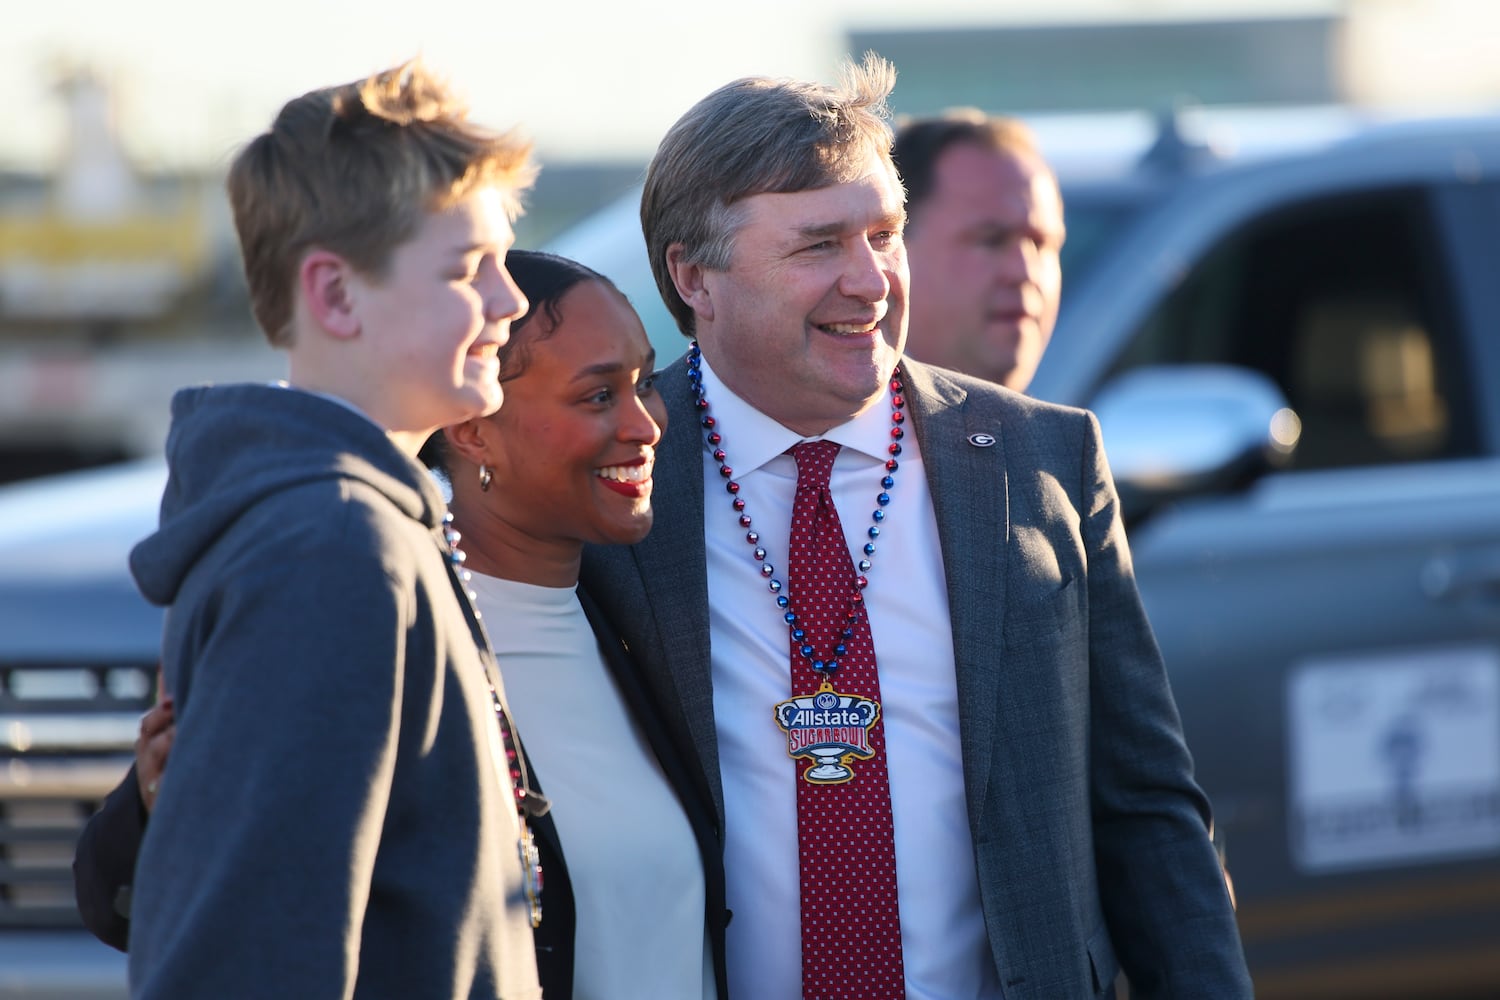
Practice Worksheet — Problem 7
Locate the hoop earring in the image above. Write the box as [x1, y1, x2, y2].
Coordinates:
[479, 465, 493, 492]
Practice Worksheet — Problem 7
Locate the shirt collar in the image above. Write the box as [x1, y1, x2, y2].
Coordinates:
[696, 353, 895, 474]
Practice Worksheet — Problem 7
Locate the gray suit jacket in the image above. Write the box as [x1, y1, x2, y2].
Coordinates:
[580, 357, 1252, 998]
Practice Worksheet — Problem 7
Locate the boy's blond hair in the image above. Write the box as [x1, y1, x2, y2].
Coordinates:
[228, 60, 535, 346]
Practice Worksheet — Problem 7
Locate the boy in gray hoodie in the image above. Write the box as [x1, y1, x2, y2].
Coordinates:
[125, 60, 543, 999]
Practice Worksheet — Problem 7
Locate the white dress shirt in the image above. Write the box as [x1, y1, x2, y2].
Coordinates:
[698, 357, 1001, 999]
[469, 573, 716, 1000]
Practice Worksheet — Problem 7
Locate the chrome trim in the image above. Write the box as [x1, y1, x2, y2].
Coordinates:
[0, 714, 139, 753]
[0, 756, 133, 798]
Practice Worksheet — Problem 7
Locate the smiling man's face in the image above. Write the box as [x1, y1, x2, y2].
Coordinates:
[693, 151, 909, 436]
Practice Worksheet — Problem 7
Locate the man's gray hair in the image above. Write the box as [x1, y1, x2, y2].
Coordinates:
[641, 53, 898, 337]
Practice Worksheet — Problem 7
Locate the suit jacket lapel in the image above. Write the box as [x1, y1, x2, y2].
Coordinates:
[902, 360, 1010, 830]
[625, 359, 724, 823]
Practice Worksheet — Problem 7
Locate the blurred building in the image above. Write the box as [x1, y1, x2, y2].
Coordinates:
[0, 69, 266, 484]
[852, 15, 1341, 115]
[850, 0, 1500, 117]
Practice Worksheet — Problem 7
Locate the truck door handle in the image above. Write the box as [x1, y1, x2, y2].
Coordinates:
[1422, 553, 1500, 604]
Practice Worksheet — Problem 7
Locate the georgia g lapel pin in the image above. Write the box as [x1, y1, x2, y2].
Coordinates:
[967, 432, 997, 448]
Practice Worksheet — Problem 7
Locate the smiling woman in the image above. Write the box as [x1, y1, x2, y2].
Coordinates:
[411, 249, 725, 1000]
[438, 253, 665, 580]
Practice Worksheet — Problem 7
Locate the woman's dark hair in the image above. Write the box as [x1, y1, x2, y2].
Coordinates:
[419, 249, 622, 472]
[499, 250, 619, 383]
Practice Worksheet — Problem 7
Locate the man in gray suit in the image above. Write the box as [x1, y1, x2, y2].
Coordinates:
[581, 55, 1251, 999]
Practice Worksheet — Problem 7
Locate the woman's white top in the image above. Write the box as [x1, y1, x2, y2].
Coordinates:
[469, 572, 715, 1000]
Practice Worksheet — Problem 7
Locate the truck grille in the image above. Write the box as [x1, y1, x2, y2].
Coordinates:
[0, 660, 155, 928]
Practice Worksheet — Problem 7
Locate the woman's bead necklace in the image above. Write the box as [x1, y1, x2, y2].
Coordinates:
[686, 341, 906, 676]
[443, 514, 544, 929]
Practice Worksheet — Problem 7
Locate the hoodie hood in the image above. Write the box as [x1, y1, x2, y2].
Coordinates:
[130, 383, 448, 606]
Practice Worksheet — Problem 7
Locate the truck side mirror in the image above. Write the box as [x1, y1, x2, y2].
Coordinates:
[1090, 364, 1302, 520]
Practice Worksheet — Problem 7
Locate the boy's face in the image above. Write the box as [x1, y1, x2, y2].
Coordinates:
[350, 186, 526, 436]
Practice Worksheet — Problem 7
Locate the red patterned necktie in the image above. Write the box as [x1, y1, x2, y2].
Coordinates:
[786, 440, 904, 1000]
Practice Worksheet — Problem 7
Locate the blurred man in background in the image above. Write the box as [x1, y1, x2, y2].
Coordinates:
[896, 108, 1240, 905]
[897, 109, 1241, 918]
[894, 111, 1065, 392]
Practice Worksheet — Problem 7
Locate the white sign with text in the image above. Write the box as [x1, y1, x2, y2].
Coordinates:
[1288, 645, 1500, 873]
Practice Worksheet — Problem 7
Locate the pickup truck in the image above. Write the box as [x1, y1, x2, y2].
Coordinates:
[1033, 108, 1500, 998]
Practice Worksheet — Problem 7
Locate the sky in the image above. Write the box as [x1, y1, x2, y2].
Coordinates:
[0, 0, 1342, 172]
